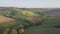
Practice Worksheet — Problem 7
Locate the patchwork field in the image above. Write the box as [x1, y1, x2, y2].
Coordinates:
[24, 17, 60, 34]
[0, 8, 60, 34]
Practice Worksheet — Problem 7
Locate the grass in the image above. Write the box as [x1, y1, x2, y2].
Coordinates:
[0, 21, 16, 27]
[0, 16, 60, 34]
[0, 18, 28, 28]
[24, 17, 60, 34]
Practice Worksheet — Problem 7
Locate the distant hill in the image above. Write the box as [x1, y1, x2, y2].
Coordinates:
[0, 7, 60, 16]
[44, 8, 60, 18]
[44, 8, 60, 16]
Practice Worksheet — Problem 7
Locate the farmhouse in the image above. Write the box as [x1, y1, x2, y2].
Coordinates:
[0, 15, 15, 24]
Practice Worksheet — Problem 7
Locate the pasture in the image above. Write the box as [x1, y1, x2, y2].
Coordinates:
[24, 17, 60, 34]
[0, 8, 60, 34]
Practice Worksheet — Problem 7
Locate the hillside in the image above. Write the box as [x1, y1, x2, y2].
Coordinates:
[44, 8, 60, 17]
[0, 7, 46, 27]
[0, 7, 60, 34]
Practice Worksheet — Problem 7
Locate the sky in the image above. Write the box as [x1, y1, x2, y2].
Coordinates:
[0, 0, 60, 8]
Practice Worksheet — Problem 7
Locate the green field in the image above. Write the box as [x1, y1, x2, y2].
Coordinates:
[0, 8, 60, 34]
[24, 17, 60, 34]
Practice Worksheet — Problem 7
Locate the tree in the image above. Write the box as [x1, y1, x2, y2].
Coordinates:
[19, 28, 24, 34]
[3, 28, 10, 34]
[22, 10, 36, 17]
[40, 15, 48, 22]
[10, 10, 17, 17]
[11, 29, 17, 34]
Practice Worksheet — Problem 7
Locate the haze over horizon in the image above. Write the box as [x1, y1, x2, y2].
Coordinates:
[0, 0, 60, 8]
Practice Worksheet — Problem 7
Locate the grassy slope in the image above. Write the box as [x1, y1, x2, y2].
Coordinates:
[0, 9, 37, 28]
[1, 8, 60, 34]
[24, 17, 60, 34]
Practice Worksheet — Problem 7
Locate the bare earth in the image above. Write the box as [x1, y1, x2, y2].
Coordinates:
[0, 15, 15, 24]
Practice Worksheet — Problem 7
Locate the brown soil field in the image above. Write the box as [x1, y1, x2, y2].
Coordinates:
[0, 15, 15, 24]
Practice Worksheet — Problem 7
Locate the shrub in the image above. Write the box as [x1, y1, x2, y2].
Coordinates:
[3, 28, 10, 34]
[23, 23, 31, 29]
[40, 15, 48, 21]
[11, 29, 17, 34]
[19, 28, 24, 34]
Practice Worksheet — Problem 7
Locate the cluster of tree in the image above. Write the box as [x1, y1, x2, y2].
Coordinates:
[3, 26, 24, 34]
[40, 15, 48, 22]
[0, 8, 46, 17]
